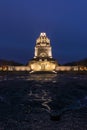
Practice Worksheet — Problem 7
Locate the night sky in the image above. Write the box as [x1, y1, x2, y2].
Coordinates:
[0, 0, 87, 64]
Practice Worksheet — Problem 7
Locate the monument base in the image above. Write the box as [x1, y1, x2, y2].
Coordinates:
[28, 58, 58, 73]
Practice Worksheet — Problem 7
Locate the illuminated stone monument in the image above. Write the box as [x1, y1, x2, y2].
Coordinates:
[34, 32, 52, 59]
[28, 33, 58, 73]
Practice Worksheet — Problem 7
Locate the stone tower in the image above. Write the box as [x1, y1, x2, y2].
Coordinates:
[34, 33, 52, 59]
[28, 33, 58, 73]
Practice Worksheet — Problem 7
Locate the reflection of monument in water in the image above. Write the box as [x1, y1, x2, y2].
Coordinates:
[28, 33, 58, 73]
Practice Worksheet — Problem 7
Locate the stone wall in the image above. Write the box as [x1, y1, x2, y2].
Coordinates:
[0, 66, 30, 71]
[0, 65, 87, 72]
[56, 66, 79, 71]
[9, 66, 30, 71]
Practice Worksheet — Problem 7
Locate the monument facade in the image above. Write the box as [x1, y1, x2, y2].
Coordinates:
[28, 33, 58, 73]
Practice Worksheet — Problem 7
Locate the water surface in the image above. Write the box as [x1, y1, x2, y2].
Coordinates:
[0, 73, 87, 130]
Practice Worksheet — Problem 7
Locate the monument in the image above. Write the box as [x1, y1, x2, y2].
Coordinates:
[28, 33, 58, 73]
[0, 32, 81, 72]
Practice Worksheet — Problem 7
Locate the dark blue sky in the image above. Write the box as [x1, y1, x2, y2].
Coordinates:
[0, 0, 87, 64]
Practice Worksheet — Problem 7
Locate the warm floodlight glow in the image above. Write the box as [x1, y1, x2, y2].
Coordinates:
[35, 33, 52, 58]
[28, 32, 58, 73]
[30, 61, 57, 72]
